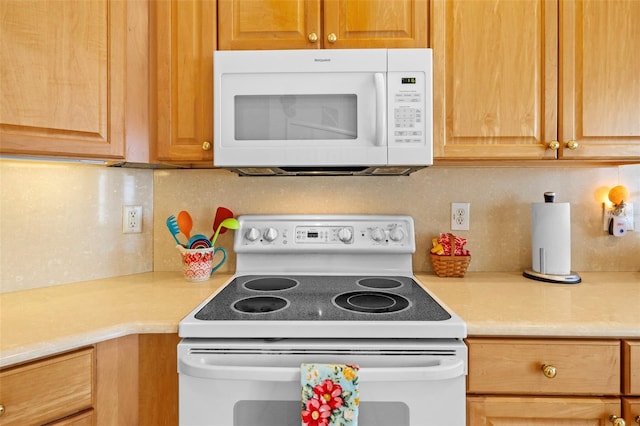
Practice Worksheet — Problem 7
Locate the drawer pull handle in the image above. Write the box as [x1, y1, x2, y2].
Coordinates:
[609, 415, 626, 426]
[541, 364, 557, 378]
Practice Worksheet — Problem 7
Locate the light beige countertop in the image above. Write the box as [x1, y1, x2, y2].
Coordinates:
[1, 271, 638, 367]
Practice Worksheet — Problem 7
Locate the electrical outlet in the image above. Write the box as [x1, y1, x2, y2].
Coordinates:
[451, 202, 470, 231]
[123, 205, 142, 233]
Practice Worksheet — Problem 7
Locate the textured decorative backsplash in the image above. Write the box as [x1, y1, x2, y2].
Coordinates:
[1, 159, 638, 293]
[153, 165, 640, 275]
[0, 160, 153, 293]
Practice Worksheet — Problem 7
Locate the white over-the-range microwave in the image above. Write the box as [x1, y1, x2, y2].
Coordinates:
[213, 48, 433, 176]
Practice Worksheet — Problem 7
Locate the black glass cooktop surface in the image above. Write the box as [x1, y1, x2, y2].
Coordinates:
[194, 275, 451, 322]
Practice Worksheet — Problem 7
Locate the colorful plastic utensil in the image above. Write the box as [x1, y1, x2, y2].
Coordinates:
[177, 210, 193, 240]
[166, 215, 184, 246]
[210, 218, 240, 246]
[188, 234, 212, 249]
[211, 207, 234, 240]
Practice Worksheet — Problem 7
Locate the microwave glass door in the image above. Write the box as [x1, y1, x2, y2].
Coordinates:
[235, 94, 357, 141]
[220, 73, 381, 149]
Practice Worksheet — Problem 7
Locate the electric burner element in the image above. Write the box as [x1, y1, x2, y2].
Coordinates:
[357, 277, 403, 289]
[333, 291, 410, 314]
[232, 296, 289, 314]
[243, 277, 298, 292]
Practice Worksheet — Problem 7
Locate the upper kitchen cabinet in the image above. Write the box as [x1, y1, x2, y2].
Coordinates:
[560, 0, 640, 160]
[432, 0, 640, 162]
[0, 0, 146, 160]
[151, 0, 216, 164]
[218, 0, 428, 50]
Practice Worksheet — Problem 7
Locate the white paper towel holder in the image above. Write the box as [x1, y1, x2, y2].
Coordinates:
[523, 192, 581, 284]
[523, 267, 581, 284]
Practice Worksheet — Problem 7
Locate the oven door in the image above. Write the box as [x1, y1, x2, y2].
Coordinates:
[178, 338, 467, 426]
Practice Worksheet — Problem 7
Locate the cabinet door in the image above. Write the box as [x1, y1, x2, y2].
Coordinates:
[468, 396, 622, 426]
[152, 0, 216, 164]
[218, 0, 322, 49]
[560, 0, 640, 160]
[623, 398, 640, 425]
[323, 0, 428, 48]
[139, 334, 181, 426]
[0, 1, 127, 159]
[0, 349, 94, 426]
[432, 0, 558, 160]
[624, 340, 640, 395]
[49, 410, 94, 426]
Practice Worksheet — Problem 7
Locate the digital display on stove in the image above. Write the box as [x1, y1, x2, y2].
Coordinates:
[307, 231, 319, 238]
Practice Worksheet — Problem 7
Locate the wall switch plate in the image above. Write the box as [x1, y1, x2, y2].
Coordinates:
[123, 205, 143, 233]
[451, 202, 470, 231]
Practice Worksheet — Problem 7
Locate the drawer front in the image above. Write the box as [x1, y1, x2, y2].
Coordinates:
[467, 338, 620, 395]
[0, 348, 94, 426]
[624, 340, 640, 395]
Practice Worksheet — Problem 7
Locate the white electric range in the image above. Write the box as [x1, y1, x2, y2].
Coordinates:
[178, 215, 467, 426]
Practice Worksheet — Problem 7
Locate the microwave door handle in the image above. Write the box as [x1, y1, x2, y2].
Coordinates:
[180, 356, 464, 382]
[374, 72, 386, 146]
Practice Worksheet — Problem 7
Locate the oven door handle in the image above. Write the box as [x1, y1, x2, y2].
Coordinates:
[179, 357, 465, 382]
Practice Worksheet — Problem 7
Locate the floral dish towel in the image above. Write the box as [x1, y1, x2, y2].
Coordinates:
[301, 363, 360, 426]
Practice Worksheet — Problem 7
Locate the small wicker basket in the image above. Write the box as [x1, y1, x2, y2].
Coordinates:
[430, 234, 471, 278]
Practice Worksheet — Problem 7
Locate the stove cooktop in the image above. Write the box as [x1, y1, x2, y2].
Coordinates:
[195, 275, 450, 322]
[179, 275, 467, 340]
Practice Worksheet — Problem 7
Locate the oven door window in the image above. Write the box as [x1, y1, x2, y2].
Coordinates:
[234, 401, 408, 426]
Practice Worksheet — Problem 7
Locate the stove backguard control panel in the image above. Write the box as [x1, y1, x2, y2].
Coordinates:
[234, 215, 415, 253]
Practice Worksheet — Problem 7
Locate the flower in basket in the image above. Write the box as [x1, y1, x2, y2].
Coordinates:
[431, 233, 470, 256]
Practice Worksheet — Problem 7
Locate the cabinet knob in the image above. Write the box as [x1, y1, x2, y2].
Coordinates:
[541, 364, 557, 378]
[566, 140, 579, 150]
[0, 404, 4, 416]
[548, 140, 560, 150]
[634, 416, 640, 425]
[202, 141, 212, 151]
[609, 415, 626, 426]
[327, 33, 337, 43]
[308, 32, 318, 43]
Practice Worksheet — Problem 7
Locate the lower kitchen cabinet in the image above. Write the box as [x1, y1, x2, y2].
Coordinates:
[138, 333, 181, 426]
[48, 410, 95, 426]
[624, 340, 640, 424]
[468, 396, 622, 425]
[623, 398, 640, 425]
[0, 348, 94, 426]
[466, 338, 627, 425]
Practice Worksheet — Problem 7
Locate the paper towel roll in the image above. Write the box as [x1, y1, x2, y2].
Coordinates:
[531, 202, 571, 275]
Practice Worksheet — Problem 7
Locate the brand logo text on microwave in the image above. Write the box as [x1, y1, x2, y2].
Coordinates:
[314, 58, 331, 62]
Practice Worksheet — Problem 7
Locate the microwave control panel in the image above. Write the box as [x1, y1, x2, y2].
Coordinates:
[389, 72, 426, 145]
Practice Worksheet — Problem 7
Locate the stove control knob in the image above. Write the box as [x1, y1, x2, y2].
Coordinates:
[370, 227, 386, 242]
[389, 226, 405, 242]
[263, 227, 279, 242]
[245, 227, 261, 242]
[337, 227, 353, 243]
